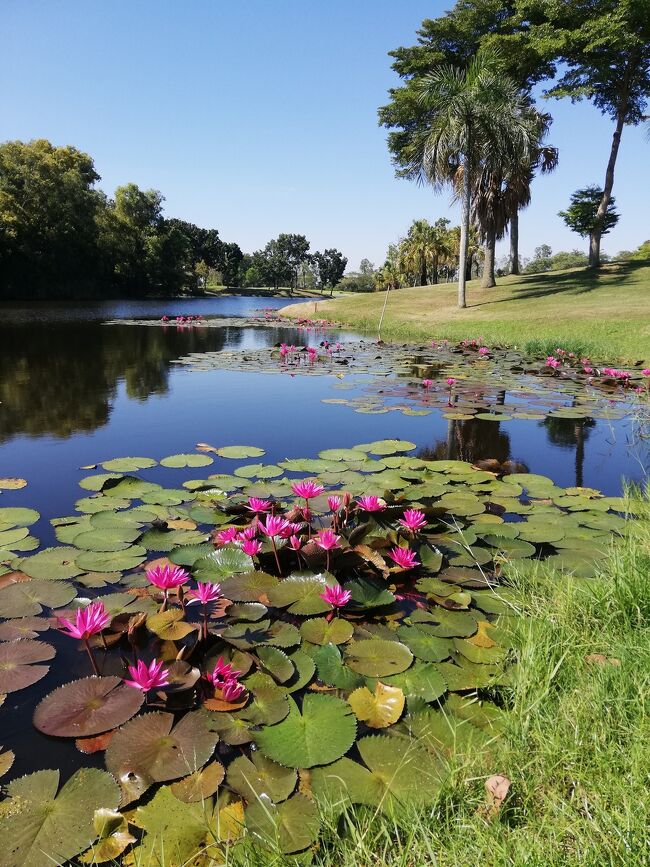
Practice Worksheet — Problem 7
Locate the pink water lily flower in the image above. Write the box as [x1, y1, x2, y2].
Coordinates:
[188, 581, 222, 606]
[205, 656, 241, 686]
[422, 378, 433, 388]
[291, 480, 325, 500]
[146, 563, 190, 591]
[124, 658, 169, 692]
[314, 529, 341, 551]
[478, 347, 490, 356]
[221, 679, 246, 702]
[583, 366, 593, 374]
[398, 509, 427, 532]
[238, 525, 258, 541]
[289, 534, 302, 550]
[642, 369, 650, 376]
[387, 547, 420, 570]
[247, 497, 272, 514]
[356, 495, 386, 512]
[328, 495, 342, 512]
[57, 600, 112, 641]
[215, 527, 240, 545]
[279, 521, 304, 539]
[545, 356, 561, 369]
[446, 377, 456, 386]
[320, 585, 352, 607]
[241, 539, 262, 557]
[258, 515, 290, 537]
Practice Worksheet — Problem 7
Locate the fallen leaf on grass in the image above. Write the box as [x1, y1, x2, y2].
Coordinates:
[585, 653, 621, 667]
[478, 774, 511, 820]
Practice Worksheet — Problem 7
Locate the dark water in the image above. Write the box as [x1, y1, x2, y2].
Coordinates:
[0, 297, 647, 781]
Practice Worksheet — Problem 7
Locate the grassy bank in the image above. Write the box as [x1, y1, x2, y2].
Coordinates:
[284, 261, 650, 363]
[234, 494, 650, 866]
[205, 285, 342, 299]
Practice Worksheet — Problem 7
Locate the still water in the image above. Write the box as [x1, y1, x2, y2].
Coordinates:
[0, 296, 647, 780]
[0, 296, 646, 535]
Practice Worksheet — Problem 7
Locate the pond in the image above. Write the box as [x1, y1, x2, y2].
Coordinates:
[0, 297, 647, 863]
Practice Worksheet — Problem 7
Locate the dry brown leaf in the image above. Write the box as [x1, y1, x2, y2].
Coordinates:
[0, 478, 27, 490]
[467, 620, 498, 648]
[585, 653, 621, 667]
[76, 730, 116, 754]
[196, 442, 220, 454]
[166, 518, 197, 531]
[0, 571, 31, 589]
[479, 774, 511, 820]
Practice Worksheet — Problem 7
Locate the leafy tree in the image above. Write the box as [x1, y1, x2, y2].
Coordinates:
[0, 139, 103, 295]
[276, 233, 310, 292]
[558, 186, 619, 256]
[312, 248, 347, 293]
[412, 49, 533, 306]
[521, 0, 650, 266]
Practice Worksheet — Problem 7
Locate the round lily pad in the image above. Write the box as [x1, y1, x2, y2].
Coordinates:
[160, 454, 214, 468]
[0, 580, 76, 618]
[0, 639, 55, 693]
[101, 457, 157, 472]
[33, 676, 144, 737]
[216, 446, 265, 459]
[74, 546, 147, 572]
[344, 639, 413, 677]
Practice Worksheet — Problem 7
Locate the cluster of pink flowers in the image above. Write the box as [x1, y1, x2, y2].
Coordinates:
[161, 315, 204, 325]
[545, 356, 562, 369]
[205, 656, 246, 703]
[602, 367, 631, 380]
[642, 369, 650, 377]
[478, 346, 490, 356]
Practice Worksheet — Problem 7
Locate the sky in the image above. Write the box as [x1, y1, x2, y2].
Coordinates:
[2, 0, 649, 270]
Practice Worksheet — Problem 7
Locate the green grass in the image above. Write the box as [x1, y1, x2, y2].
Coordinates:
[229, 492, 650, 866]
[285, 261, 650, 363]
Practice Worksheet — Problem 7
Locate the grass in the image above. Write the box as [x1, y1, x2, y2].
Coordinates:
[229, 491, 650, 866]
[284, 260, 650, 363]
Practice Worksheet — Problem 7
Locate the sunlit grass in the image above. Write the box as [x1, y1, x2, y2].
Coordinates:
[285, 261, 650, 363]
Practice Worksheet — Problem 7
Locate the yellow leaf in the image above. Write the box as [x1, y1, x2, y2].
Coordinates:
[146, 610, 196, 641]
[215, 799, 245, 843]
[467, 620, 498, 648]
[0, 478, 27, 490]
[348, 681, 405, 728]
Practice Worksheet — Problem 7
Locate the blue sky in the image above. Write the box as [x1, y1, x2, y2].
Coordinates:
[2, 0, 648, 269]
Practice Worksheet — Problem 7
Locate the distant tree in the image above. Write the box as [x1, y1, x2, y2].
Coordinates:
[559, 186, 619, 259]
[549, 250, 589, 271]
[312, 248, 347, 294]
[523, 0, 650, 267]
[219, 242, 244, 287]
[0, 139, 104, 295]
[275, 234, 310, 292]
[359, 259, 375, 277]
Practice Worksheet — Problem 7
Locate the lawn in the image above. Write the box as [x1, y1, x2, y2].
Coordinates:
[284, 261, 650, 363]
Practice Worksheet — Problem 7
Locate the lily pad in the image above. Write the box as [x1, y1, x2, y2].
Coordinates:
[33, 676, 144, 737]
[300, 617, 354, 645]
[74, 546, 146, 572]
[255, 694, 357, 768]
[344, 639, 413, 677]
[348, 682, 405, 728]
[227, 751, 297, 803]
[0, 639, 55, 693]
[216, 445, 265, 459]
[160, 453, 214, 468]
[101, 457, 157, 472]
[0, 768, 120, 867]
[246, 793, 319, 855]
[267, 573, 333, 616]
[0, 580, 76, 618]
[21, 547, 83, 581]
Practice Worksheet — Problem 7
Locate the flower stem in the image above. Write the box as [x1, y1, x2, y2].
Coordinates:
[271, 537, 282, 575]
[84, 639, 99, 676]
[326, 549, 330, 573]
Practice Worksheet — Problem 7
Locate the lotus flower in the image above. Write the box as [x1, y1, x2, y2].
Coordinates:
[643, 369, 650, 377]
[289, 535, 302, 550]
[583, 366, 593, 374]
[57, 600, 111, 640]
[328, 495, 341, 512]
[422, 378, 433, 388]
[398, 509, 427, 532]
[291, 480, 325, 500]
[221, 679, 246, 702]
[188, 582, 222, 606]
[356, 495, 386, 512]
[241, 539, 262, 557]
[215, 527, 240, 545]
[320, 585, 352, 608]
[124, 658, 169, 692]
[314, 529, 341, 551]
[205, 656, 241, 685]
[446, 377, 456, 386]
[238, 525, 258, 541]
[258, 515, 290, 537]
[387, 547, 420, 570]
[247, 497, 272, 513]
[146, 564, 190, 591]
[478, 347, 490, 356]
[279, 521, 304, 538]
[545, 356, 561, 369]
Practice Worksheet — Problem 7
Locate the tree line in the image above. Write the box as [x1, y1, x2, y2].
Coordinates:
[379, 0, 649, 307]
[0, 139, 347, 298]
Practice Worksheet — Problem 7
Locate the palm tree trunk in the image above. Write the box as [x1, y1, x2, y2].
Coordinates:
[590, 60, 633, 268]
[481, 229, 496, 288]
[458, 154, 470, 309]
[420, 259, 427, 286]
[509, 210, 520, 275]
[431, 256, 438, 284]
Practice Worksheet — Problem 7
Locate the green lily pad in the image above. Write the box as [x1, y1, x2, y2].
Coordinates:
[216, 445, 265, 459]
[74, 546, 146, 572]
[255, 694, 357, 768]
[396, 626, 453, 662]
[300, 617, 354, 645]
[160, 453, 214, 468]
[227, 751, 297, 803]
[267, 573, 333, 616]
[0, 768, 120, 867]
[101, 457, 157, 472]
[0, 507, 40, 527]
[0, 580, 76, 618]
[220, 571, 279, 601]
[379, 661, 447, 701]
[314, 643, 365, 691]
[73, 527, 141, 552]
[0, 640, 55, 693]
[344, 639, 413, 677]
[246, 793, 319, 855]
[195, 547, 254, 579]
[21, 547, 83, 581]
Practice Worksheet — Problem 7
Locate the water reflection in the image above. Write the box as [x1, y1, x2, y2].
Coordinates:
[542, 417, 595, 488]
[419, 416, 529, 473]
[0, 321, 315, 441]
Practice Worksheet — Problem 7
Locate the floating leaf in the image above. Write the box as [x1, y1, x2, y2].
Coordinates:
[196, 547, 255, 579]
[216, 445, 265, 459]
[0, 615, 50, 640]
[380, 661, 447, 701]
[396, 625, 454, 662]
[33, 676, 144, 737]
[79, 808, 135, 863]
[227, 751, 297, 803]
[267, 573, 333, 615]
[147, 610, 196, 641]
[0, 507, 39, 527]
[0, 745, 15, 779]
[257, 646, 294, 683]
[128, 785, 210, 865]
[168, 542, 214, 566]
[345, 639, 413, 677]
[0, 639, 55, 693]
[21, 546, 83, 581]
[0, 768, 120, 867]
[255, 694, 357, 768]
[314, 643, 365, 691]
[170, 761, 225, 802]
[0, 477, 27, 490]
[106, 711, 218, 804]
[300, 617, 353, 645]
[246, 793, 319, 854]
[220, 571, 278, 601]
[101, 457, 157, 472]
[0, 580, 76, 618]
[348, 682, 405, 728]
[74, 546, 146, 572]
[160, 453, 214, 468]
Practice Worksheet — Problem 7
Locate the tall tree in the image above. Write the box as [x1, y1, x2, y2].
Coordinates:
[0, 139, 103, 295]
[312, 248, 347, 293]
[558, 186, 619, 254]
[412, 49, 533, 307]
[275, 234, 310, 293]
[521, 0, 650, 267]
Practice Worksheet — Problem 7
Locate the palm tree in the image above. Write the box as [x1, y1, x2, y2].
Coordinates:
[412, 48, 534, 308]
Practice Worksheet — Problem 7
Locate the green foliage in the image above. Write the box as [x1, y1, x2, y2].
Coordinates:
[559, 185, 620, 239]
